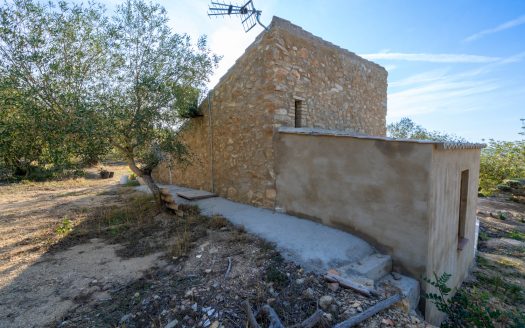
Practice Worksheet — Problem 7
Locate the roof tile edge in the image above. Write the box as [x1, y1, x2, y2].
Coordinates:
[278, 127, 486, 149]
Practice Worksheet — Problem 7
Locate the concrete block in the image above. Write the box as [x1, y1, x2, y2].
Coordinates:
[339, 253, 392, 281]
[380, 274, 420, 310]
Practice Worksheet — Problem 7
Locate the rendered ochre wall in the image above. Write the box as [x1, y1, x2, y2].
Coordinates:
[274, 129, 481, 326]
[274, 130, 433, 278]
[425, 148, 480, 323]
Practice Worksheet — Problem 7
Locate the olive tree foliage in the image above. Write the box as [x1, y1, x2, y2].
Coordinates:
[0, 76, 44, 176]
[479, 139, 525, 193]
[0, 0, 219, 203]
[0, 0, 111, 176]
[388, 118, 525, 194]
[479, 121, 525, 193]
[104, 0, 219, 202]
[387, 117, 466, 142]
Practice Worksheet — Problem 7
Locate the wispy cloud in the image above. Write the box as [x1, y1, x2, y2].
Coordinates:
[361, 52, 500, 63]
[387, 52, 525, 119]
[465, 15, 525, 42]
[388, 73, 500, 118]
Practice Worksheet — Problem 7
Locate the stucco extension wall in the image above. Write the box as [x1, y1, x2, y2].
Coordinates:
[154, 16, 388, 208]
[425, 148, 481, 323]
[274, 128, 433, 277]
[154, 30, 277, 208]
[274, 128, 482, 325]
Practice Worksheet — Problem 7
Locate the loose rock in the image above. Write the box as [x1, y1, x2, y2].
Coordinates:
[319, 295, 334, 310]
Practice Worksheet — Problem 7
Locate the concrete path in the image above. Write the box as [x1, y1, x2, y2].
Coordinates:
[137, 184, 375, 272]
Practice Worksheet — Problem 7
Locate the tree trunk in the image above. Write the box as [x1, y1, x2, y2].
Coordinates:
[142, 173, 162, 203]
[126, 158, 164, 209]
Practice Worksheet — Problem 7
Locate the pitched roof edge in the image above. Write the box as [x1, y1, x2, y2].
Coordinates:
[269, 16, 387, 74]
[207, 15, 387, 96]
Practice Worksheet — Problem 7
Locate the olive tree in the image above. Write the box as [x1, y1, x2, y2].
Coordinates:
[1, 0, 219, 202]
[102, 0, 219, 203]
[0, 0, 112, 174]
[387, 117, 466, 142]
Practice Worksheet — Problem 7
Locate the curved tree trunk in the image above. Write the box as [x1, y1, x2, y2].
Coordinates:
[126, 158, 165, 210]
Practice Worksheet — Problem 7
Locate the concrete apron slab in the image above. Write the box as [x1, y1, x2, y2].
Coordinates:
[137, 184, 420, 311]
[138, 184, 374, 272]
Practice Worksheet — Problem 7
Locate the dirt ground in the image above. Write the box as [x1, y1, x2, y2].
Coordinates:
[2, 167, 521, 327]
[469, 195, 525, 324]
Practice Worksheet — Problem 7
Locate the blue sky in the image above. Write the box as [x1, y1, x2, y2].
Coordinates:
[107, 0, 525, 142]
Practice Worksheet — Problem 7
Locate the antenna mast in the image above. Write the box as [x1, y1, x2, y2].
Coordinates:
[208, 0, 268, 32]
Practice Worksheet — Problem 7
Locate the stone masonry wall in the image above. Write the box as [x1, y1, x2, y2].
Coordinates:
[154, 30, 278, 208]
[154, 16, 388, 208]
[154, 116, 211, 191]
[268, 17, 387, 135]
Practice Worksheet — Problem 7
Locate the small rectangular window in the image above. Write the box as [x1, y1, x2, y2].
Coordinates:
[294, 100, 302, 128]
[458, 169, 469, 250]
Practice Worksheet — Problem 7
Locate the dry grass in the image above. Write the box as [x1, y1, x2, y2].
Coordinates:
[0, 164, 132, 287]
[468, 197, 525, 324]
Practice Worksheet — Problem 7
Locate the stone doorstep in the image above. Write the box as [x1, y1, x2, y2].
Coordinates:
[335, 253, 420, 311]
[379, 274, 420, 311]
[338, 253, 393, 281]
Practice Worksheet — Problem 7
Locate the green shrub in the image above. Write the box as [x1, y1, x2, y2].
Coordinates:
[56, 217, 73, 235]
[479, 140, 525, 195]
[508, 230, 525, 241]
[424, 272, 501, 327]
[424, 272, 525, 327]
[498, 211, 509, 220]
[497, 184, 512, 192]
[125, 180, 140, 187]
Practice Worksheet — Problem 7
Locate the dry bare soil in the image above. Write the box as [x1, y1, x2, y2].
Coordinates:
[472, 196, 525, 322]
[2, 167, 521, 327]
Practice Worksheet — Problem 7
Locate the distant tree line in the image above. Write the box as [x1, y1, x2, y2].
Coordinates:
[387, 118, 525, 195]
[0, 0, 219, 203]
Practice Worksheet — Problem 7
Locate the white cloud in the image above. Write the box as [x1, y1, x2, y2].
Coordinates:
[162, 0, 277, 89]
[388, 76, 500, 118]
[464, 15, 525, 42]
[383, 64, 397, 72]
[387, 51, 525, 119]
[389, 69, 449, 88]
[360, 52, 500, 63]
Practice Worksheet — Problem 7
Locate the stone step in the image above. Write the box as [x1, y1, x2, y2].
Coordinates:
[379, 273, 420, 311]
[338, 253, 392, 281]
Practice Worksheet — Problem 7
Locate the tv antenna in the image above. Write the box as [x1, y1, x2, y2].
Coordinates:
[208, 0, 268, 32]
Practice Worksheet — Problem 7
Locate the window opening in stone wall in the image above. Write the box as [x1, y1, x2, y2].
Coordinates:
[294, 100, 303, 128]
[458, 169, 469, 250]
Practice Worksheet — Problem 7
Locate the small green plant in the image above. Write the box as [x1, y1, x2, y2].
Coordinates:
[129, 173, 137, 180]
[424, 272, 502, 327]
[423, 272, 453, 314]
[56, 217, 73, 235]
[508, 230, 525, 241]
[498, 211, 509, 220]
[125, 180, 140, 187]
[479, 231, 490, 242]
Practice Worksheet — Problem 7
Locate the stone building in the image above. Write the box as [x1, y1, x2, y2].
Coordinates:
[154, 17, 484, 324]
[155, 16, 387, 208]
